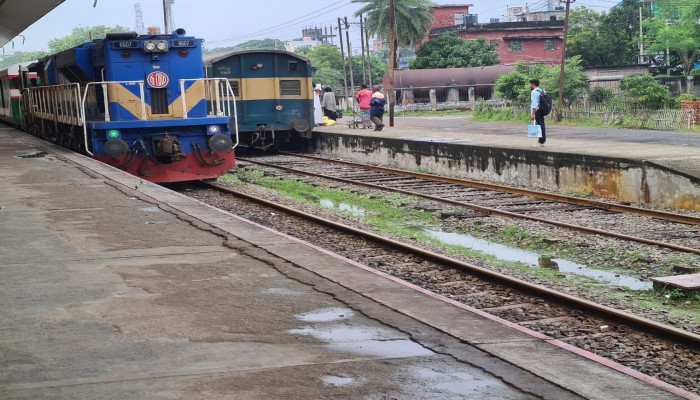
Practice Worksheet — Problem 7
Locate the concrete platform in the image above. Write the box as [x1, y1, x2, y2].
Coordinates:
[0, 124, 694, 399]
[313, 117, 700, 211]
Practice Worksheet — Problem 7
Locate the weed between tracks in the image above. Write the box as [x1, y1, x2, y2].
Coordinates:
[219, 169, 700, 327]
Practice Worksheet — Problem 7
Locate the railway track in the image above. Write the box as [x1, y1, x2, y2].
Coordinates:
[186, 180, 700, 396]
[238, 153, 700, 256]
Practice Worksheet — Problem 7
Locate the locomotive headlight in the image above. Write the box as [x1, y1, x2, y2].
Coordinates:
[207, 125, 220, 134]
[144, 42, 157, 52]
[156, 41, 168, 51]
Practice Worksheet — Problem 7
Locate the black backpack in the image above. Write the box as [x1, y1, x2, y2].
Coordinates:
[538, 88, 552, 116]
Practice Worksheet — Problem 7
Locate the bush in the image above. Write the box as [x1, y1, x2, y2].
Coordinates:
[619, 74, 671, 109]
[588, 87, 613, 104]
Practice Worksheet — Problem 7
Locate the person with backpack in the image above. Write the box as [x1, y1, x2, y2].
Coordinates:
[529, 79, 551, 146]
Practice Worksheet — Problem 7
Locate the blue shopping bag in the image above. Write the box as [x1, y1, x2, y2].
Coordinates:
[527, 122, 542, 138]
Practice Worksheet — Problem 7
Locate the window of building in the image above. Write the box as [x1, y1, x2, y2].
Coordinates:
[280, 79, 301, 96]
[510, 40, 523, 52]
[454, 13, 465, 25]
[544, 39, 557, 51]
[490, 39, 499, 47]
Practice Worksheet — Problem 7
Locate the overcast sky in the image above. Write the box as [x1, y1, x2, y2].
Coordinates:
[11, 0, 616, 53]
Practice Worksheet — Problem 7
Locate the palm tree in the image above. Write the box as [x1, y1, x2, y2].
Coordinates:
[352, 0, 435, 48]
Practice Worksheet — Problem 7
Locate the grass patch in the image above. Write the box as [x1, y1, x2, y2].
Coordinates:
[224, 169, 700, 317]
[227, 168, 436, 238]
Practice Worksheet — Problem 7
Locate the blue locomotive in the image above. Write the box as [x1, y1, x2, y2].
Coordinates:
[20, 29, 238, 183]
[205, 50, 314, 149]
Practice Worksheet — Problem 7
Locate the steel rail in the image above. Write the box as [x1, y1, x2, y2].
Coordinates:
[202, 181, 700, 348]
[278, 152, 700, 227]
[239, 157, 700, 256]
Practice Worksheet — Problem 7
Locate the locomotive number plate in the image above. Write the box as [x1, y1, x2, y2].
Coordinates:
[171, 40, 196, 48]
[113, 41, 140, 49]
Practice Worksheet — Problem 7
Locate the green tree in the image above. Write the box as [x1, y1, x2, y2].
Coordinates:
[412, 34, 498, 69]
[495, 62, 548, 104]
[352, 0, 434, 48]
[495, 57, 589, 108]
[619, 74, 670, 108]
[47, 25, 129, 53]
[567, 2, 652, 66]
[644, 0, 700, 89]
[204, 39, 285, 55]
[301, 45, 388, 91]
[0, 51, 48, 70]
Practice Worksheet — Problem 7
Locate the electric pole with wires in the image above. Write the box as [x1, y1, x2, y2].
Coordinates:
[555, 0, 574, 122]
[388, 0, 396, 126]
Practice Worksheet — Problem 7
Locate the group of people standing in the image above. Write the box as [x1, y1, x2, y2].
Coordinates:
[313, 83, 386, 130]
[355, 84, 386, 131]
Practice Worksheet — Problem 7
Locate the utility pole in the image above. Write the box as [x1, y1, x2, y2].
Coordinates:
[638, 6, 644, 64]
[388, 0, 396, 126]
[337, 18, 349, 103]
[364, 15, 373, 87]
[344, 17, 356, 99]
[163, 0, 175, 34]
[360, 14, 368, 85]
[555, 0, 573, 122]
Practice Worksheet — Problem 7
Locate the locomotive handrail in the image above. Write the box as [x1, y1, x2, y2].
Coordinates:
[80, 80, 147, 156]
[179, 77, 239, 150]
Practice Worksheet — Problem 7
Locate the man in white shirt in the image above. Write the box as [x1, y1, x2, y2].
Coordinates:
[530, 79, 546, 147]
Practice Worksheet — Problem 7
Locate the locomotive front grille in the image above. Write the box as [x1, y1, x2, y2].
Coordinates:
[150, 88, 169, 114]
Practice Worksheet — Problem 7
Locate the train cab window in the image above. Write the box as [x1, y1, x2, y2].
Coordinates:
[288, 61, 298, 72]
[228, 79, 240, 97]
[280, 80, 301, 96]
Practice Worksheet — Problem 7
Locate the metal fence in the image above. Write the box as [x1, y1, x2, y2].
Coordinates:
[562, 104, 696, 130]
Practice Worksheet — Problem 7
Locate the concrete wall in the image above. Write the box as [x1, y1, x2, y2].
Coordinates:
[313, 133, 700, 211]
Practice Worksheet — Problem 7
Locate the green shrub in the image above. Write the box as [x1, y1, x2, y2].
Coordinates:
[588, 87, 613, 104]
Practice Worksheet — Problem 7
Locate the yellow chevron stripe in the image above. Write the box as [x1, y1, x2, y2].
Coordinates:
[107, 80, 206, 120]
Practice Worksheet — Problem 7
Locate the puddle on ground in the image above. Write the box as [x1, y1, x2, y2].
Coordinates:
[139, 206, 162, 213]
[321, 375, 362, 387]
[296, 307, 355, 322]
[319, 199, 366, 217]
[426, 229, 652, 290]
[396, 366, 533, 400]
[289, 324, 433, 358]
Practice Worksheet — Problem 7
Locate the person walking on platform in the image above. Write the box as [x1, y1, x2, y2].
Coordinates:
[356, 84, 373, 129]
[322, 86, 337, 121]
[530, 79, 547, 146]
[313, 84, 324, 126]
[370, 87, 386, 131]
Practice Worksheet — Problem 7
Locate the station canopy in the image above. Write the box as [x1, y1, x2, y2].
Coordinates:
[0, 0, 66, 48]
